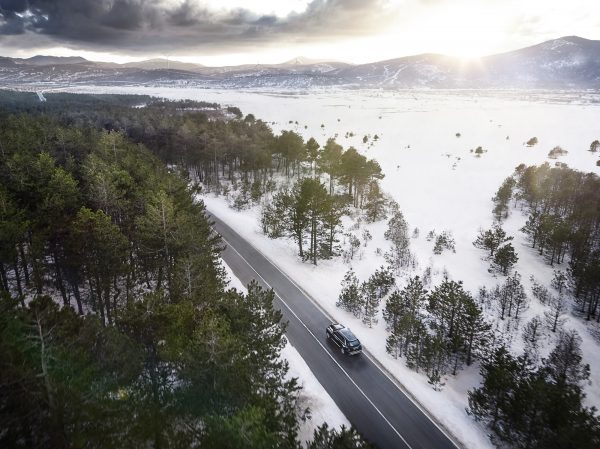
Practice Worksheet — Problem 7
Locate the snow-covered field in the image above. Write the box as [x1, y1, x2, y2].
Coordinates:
[67, 85, 600, 448]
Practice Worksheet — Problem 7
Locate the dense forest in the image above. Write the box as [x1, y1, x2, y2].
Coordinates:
[493, 162, 600, 322]
[0, 91, 373, 448]
[0, 90, 387, 265]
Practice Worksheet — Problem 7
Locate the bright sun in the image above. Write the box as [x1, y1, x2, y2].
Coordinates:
[382, 2, 506, 59]
[426, 5, 506, 58]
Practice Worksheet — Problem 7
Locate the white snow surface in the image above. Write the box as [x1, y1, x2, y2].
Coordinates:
[221, 260, 349, 445]
[67, 86, 600, 448]
[281, 342, 350, 445]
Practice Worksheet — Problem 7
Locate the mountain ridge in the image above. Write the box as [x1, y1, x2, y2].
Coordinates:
[1, 36, 599, 89]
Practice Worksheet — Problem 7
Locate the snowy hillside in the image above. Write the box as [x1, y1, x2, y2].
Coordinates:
[1, 36, 600, 89]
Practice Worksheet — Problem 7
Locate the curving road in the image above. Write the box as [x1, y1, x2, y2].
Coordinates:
[209, 212, 462, 449]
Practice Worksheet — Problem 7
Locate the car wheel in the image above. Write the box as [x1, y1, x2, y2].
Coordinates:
[340, 347, 345, 355]
[326, 331, 330, 339]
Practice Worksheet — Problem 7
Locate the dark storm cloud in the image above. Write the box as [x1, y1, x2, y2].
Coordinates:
[0, 0, 398, 54]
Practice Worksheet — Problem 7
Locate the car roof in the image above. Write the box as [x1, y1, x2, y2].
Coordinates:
[339, 328, 358, 341]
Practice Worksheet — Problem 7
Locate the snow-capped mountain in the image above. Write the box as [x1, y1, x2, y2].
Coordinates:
[0, 36, 598, 89]
[477, 36, 600, 88]
[332, 36, 600, 88]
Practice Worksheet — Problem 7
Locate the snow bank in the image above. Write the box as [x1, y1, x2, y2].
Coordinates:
[221, 259, 349, 445]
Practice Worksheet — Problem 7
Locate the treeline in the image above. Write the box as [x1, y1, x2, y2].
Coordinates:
[469, 332, 600, 449]
[0, 94, 372, 448]
[336, 266, 395, 328]
[0, 90, 263, 186]
[493, 163, 600, 322]
[0, 115, 223, 312]
[262, 178, 346, 263]
[382, 276, 490, 388]
[260, 177, 385, 266]
[1, 91, 383, 208]
[259, 136, 386, 263]
[1, 92, 388, 267]
[335, 205, 492, 387]
[337, 267, 490, 388]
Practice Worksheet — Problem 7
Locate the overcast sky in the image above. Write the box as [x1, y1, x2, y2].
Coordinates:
[0, 0, 598, 65]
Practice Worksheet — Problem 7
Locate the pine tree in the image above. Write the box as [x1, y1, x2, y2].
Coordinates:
[404, 319, 428, 373]
[308, 423, 374, 449]
[321, 195, 346, 259]
[383, 276, 427, 358]
[551, 270, 568, 295]
[433, 231, 455, 255]
[384, 290, 405, 357]
[491, 284, 509, 320]
[317, 138, 343, 195]
[361, 280, 379, 327]
[492, 177, 516, 220]
[427, 278, 468, 340]
[261, 199, 286, 238]
[305, 137, 320, 177]
[473, 225, 513, 257]
[71, 207, 128, 324]
[345, 233, 361, 261]
[462, 297, 491, 366]
[337, 269, 362, 316]
[367, 265, 395, 299]
[298, 178, 329, 265]
[422, 332, 447, 390]
[544, 293, 566, 333]
[275, 130, 305, 177]
[493, 242, 518, 275]
[469, 333, 600, 449]
[467, 346, 526, 434]
[545, 330, 589, 385]
[530, 277, 551, 305]
[493, 273, 528, 321]
[521, 210, 542, 248]
[384, 209, 412, 270]
[427, 278, 474, 375]
[364, 180, 387, 223]
[522, 316, 544, 361]
[289, 181, 310, 258]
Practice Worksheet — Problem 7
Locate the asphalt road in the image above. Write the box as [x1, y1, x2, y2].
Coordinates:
[209, 212, 461, 449]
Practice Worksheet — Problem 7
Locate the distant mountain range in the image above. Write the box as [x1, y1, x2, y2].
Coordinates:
[1, 36, 599, 89]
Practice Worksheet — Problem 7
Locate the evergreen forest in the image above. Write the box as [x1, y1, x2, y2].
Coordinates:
[0, 91, 373, 449]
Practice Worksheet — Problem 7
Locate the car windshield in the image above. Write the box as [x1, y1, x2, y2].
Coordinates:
[348, 339, 360, 347]
[340, 328, 358, 342]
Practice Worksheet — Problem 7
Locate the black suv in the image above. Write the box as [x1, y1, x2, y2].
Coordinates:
[326, 323, 362, 355]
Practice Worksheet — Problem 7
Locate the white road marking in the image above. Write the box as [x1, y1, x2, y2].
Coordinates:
[221, 235, 414, 449]
[212, 215, 462, 449]
[270, 270, 462, 449]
